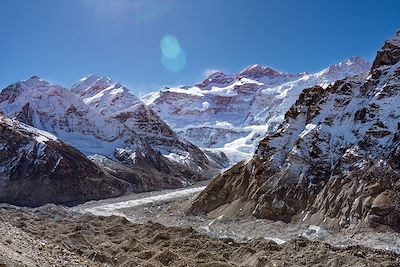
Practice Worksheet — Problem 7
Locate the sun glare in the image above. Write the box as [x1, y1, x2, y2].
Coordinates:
[160, 34, 186, 72]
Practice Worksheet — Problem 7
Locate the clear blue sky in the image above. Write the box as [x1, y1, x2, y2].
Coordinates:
[0, 0, 399, 95]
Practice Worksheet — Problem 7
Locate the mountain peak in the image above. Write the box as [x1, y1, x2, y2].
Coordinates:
[344, 56, 370, 65]
[332, 56, 370, 69]
[372, 31, 400, 69]
[25, 76, 49, 85]
[239, 64, 281, 79]
[81, 74, 114, 86]
[206, 71, 226, 80]
[243, 64, 275, 71]
[320, 56, 371, 79]
[387, 30, 400, 46]
[196, 71, 235, 89]
[9, 76, 53, 90]
[71, 74, 115, 96]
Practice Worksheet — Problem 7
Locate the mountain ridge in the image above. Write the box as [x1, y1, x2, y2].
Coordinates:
[0, 76, 218, 197]
[144, 57, 371, 165]
[0, 112, 129, 206]
[188, 32, 400, 232]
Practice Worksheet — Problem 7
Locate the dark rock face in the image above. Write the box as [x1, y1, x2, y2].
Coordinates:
[239, 65, 283, 80]
[196, 72, 236, 89]
[119, 103, 212, 173]
[189, 32, 400, 232]
[0, 115, 129, 207]
[15, 103, 34, 126]
[372, 31, 400, 69]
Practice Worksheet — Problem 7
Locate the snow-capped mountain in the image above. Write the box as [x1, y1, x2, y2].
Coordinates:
[71, 75, 141, 117]
[71, 75, 211, 168]
[0, 112, 129, 206]
[189, 31, 400, 232]
[144, 57, 371, 164]
[0, 76, 217, 193]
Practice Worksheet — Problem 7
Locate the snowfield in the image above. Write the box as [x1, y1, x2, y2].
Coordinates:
[73, 186, 206, 217]
[144, 57, 371, 165]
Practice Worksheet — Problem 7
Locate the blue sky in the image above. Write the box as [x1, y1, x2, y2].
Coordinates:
[0, 0, 399, 95]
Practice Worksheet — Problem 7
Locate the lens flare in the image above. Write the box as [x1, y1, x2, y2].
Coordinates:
[162, 49, 187, 72]
[160, 34, 181, 59]
[160, 34, 186, 72]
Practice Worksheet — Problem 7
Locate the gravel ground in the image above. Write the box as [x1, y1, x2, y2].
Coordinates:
[0, 205, 399, 267]
[73, 184, 400, 255]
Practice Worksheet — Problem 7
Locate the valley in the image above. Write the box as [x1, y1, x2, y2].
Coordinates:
[0, 3, 399, 264]
[0, 190, 399, 266]
[72, 184, 400, 254]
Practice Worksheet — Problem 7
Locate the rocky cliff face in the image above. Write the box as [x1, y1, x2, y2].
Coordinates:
[0, 76, 217, 196]
[144, 58, 371, 165]
[189, 32, 400, 232]
[0, 113, 129, 206]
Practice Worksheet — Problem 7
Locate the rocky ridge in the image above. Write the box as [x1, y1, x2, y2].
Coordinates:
[189, 32, 400, 232]
[0, 113, 129, 206]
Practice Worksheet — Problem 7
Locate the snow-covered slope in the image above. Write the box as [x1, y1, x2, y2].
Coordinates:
[71, 75, 212, 170]
[72, 75, 141, 117]
[144, 57, 371, 164]
[0, 76, 122, 155]
[189, 31, 400, 232]
[0, 76, 217, 193]
[0, 112, 129, 206]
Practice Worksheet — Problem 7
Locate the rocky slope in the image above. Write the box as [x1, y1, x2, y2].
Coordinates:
[189, 32, 400, 232]
[0, 205, 398, 267]
[0, 113, 129, 206]
[144, 57, 370, 164]
[0, 77, 216, 195]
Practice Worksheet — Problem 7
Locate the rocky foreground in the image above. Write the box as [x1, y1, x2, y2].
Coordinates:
[0, 205, 398, 267]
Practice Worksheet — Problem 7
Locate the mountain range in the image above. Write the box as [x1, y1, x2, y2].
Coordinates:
[0, 75, 217, 205]
[189, 31, 400, 232]
[144, 57, 370, 165]
[1, 32, 396, 220]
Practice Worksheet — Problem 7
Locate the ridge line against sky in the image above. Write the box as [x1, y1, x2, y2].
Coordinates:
[0, 0, 399, 95]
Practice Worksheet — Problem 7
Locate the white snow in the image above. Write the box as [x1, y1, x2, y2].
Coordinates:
[15, 120, 58, 143]
[299, 124, 317, 138]
[0, 75, 204, 171]
[80, 186, 206, 217]
[264, 237, 286, 245]
[144, 57, 370, 166]
[163, 151, 192, 166]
